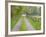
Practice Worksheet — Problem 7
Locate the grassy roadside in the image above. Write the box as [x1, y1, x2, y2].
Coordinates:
[11, 16, 21, 30]
[20, 16, 27, 31]
[28, 17, 41, 30]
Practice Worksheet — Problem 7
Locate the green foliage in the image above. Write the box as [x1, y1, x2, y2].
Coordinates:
[11, 18, 16, 30]
[11, 6, 22, 17]
[11, 6, 22, 30]
[11, 6, 41, 30]
[27, 16, 41, 30]
[11, 6, 41, 17]
[11, 17, 21, 30]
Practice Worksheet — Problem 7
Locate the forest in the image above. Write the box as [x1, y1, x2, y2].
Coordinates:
[11, 5, 41, 31]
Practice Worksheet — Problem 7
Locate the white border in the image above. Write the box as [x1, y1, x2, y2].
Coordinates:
[9, 0, 44, 3]
[8, 2, 43, 35]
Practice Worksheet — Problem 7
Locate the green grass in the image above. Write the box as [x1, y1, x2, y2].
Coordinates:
[20, 16, 27, 31]
[11, 17, 21, 30]
[11, 18, 16, 30]
[28, 17, 41, 30]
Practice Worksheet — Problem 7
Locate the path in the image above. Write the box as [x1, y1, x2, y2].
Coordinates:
[12, 16, 35, 31]
[12, 18, 22, 31]
[24, 17, 35, 30]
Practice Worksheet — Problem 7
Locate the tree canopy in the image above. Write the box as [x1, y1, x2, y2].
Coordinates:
[11, 6, 41, 17]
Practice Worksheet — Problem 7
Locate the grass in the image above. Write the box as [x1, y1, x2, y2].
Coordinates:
[11, 16, 21, 30]
[20, 16, 27, 31]
[28, 17, 41, 30]
[11, 18, 16, 30]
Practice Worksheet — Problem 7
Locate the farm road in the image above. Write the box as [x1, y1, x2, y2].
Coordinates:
[24, 17, 35, 30]
[12, 17, 35, 31]
[12, 18, 22, 31]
